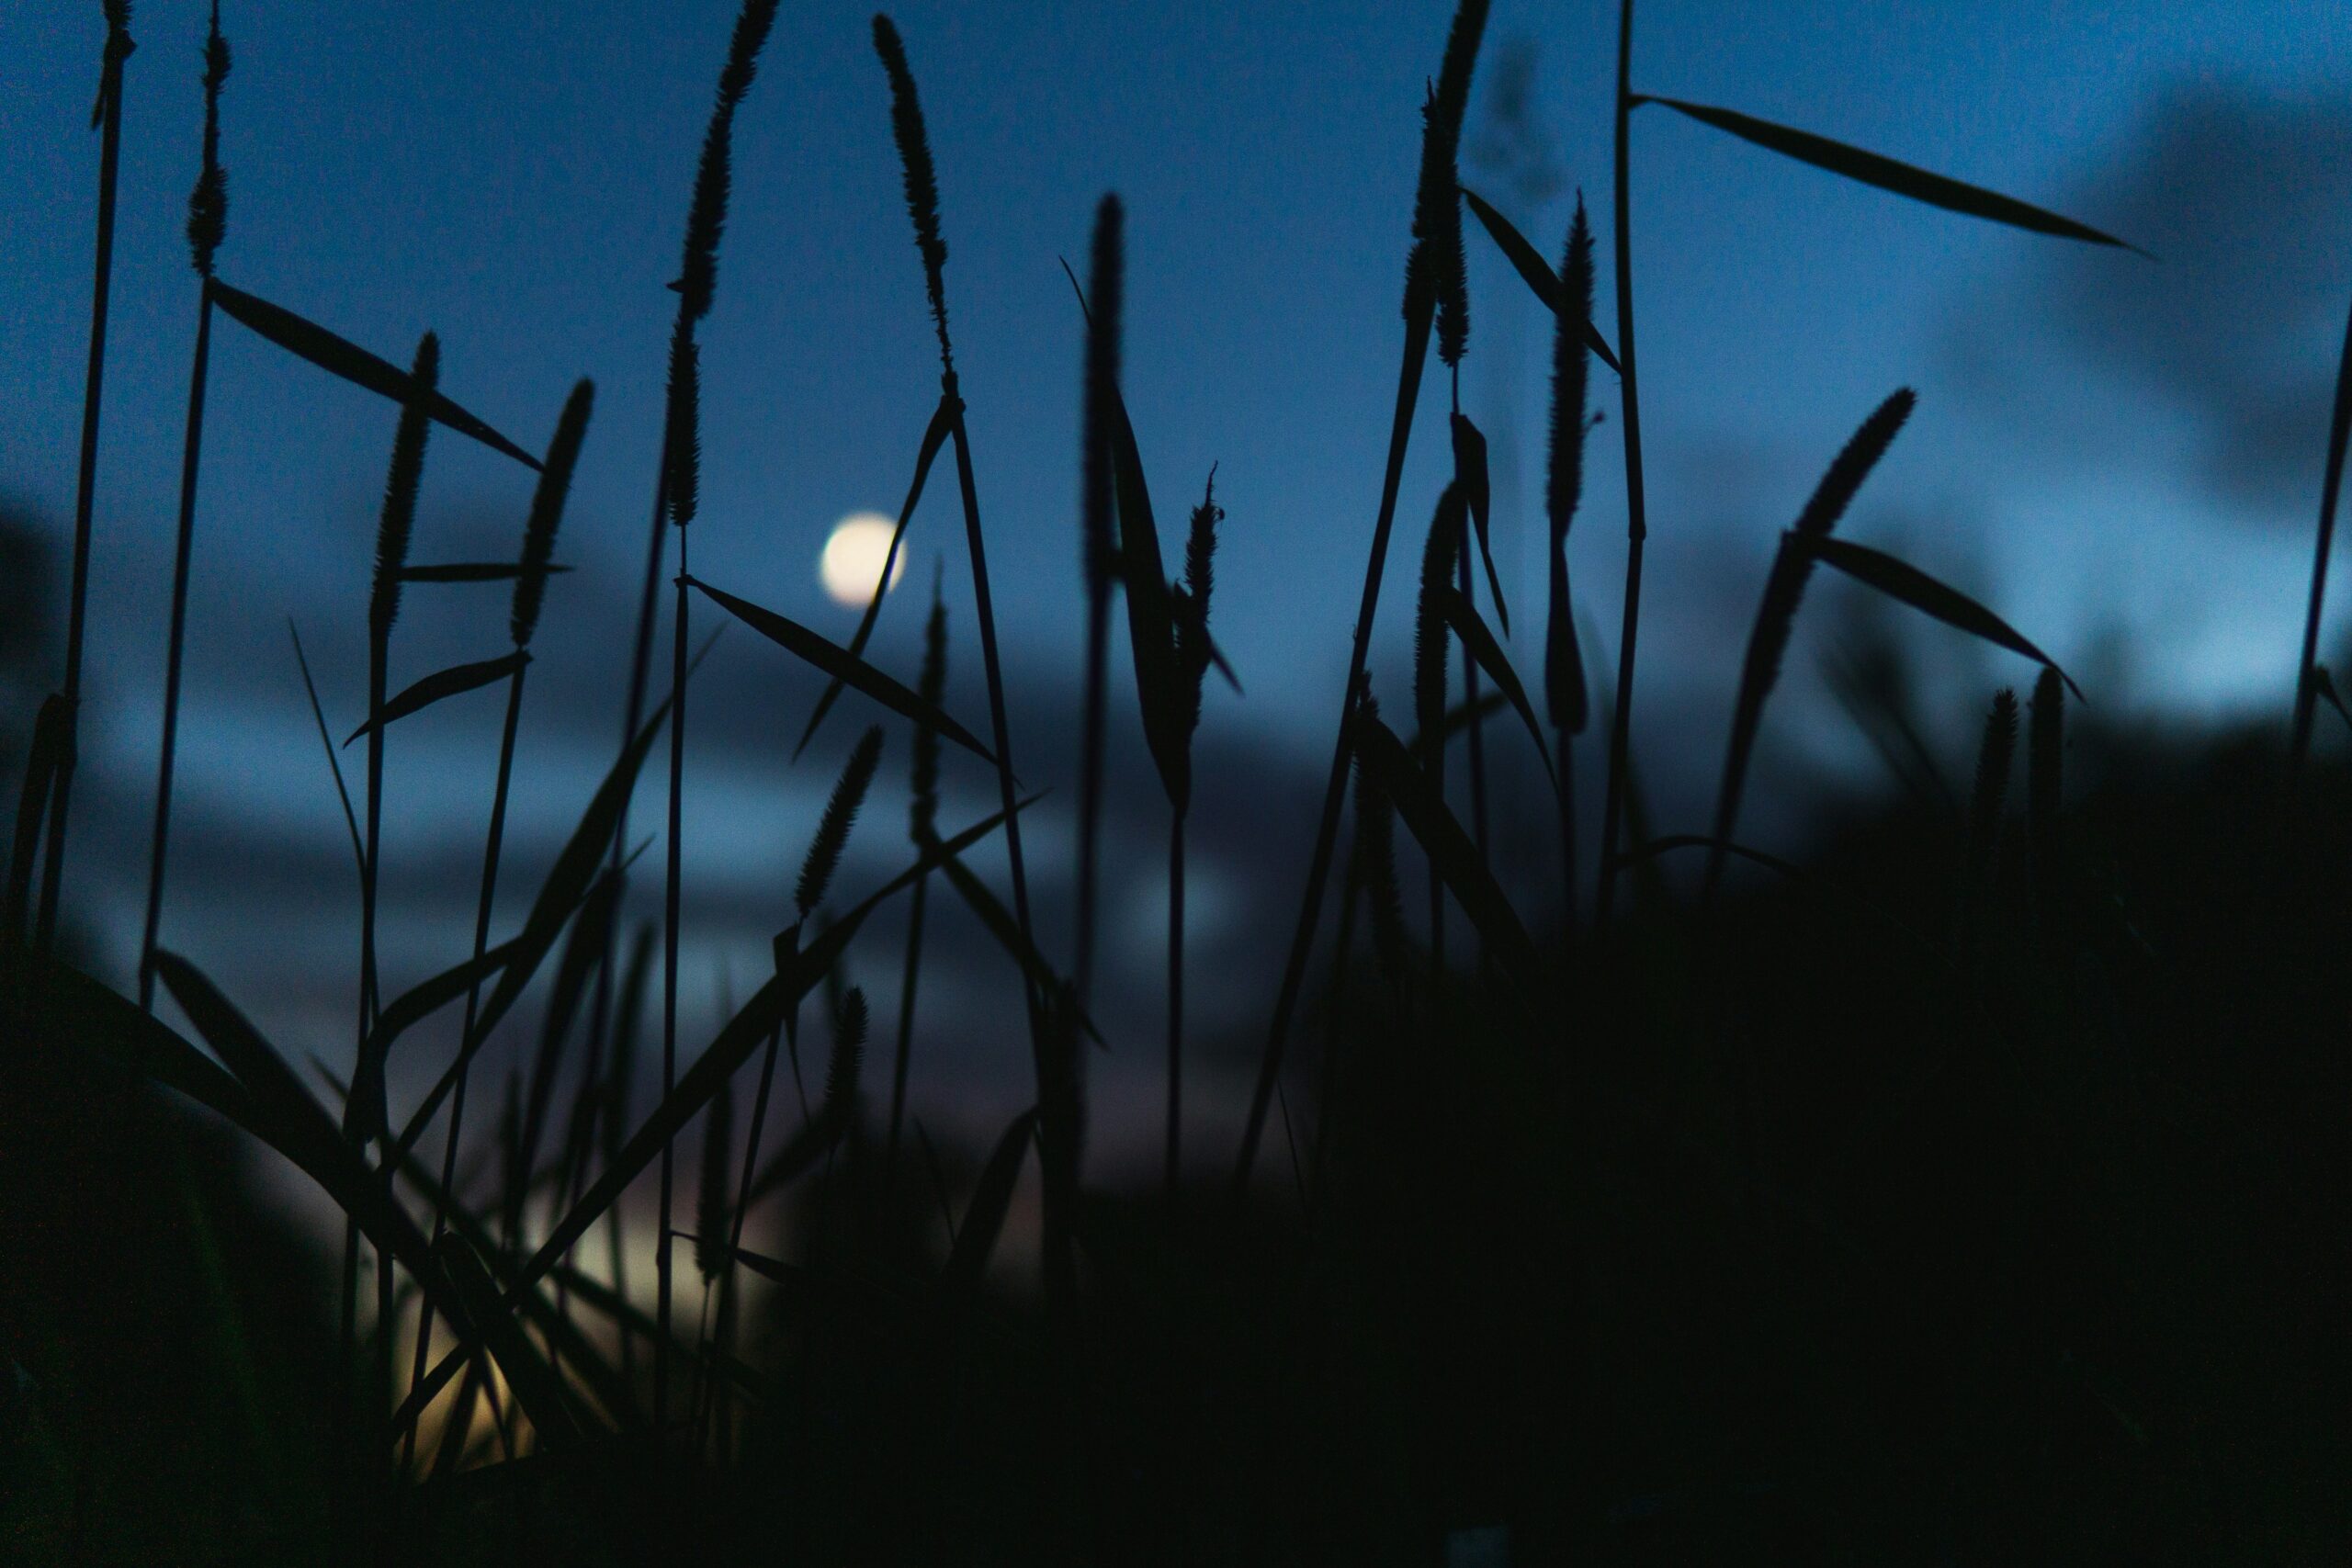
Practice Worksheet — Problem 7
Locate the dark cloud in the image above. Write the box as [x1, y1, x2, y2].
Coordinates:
[1966, 80, 2352, 523]
[1464, 34, 1565, 209]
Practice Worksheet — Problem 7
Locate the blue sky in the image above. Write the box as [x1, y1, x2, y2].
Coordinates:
[4, 1, 2349, 1162]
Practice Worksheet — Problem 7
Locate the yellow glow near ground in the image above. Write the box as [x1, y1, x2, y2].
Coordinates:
[820, 513, 906, 607]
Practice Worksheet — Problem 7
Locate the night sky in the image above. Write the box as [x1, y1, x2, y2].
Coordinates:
[5, 1, 2349, 1166]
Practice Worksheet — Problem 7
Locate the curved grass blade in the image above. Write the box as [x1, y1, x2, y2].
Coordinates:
[2290, 292, 2352, 764]
[375, 1110, 644, 1434]
[520, 798, 1035, 1293]
[392, 699, 673, 1159]
[342, 650, 528, 746]
[1437, 585, 1555, 790]
[510, 868, 625, 1206]
[1351, 709, 1540, 993]
[1105, 389, 1192, 812]
[1709, 389, 1916, 897]
[937, 1105, 1038, 1305]
[1631, 97, 2142, 254]
[1451, 413, 1508, 635]
[349, 933, 522, 1134]
[432, 1235, 585, 1452]
[1808, 536, 2082, 698]
[2312, 665, 2352, 734]
[288, 622, 362, 883]
[150, 952, 460, 1323]
[6, 694, 68, 946]
[1458, 186, 1623, 372]
[935, 852, 1105, 1047]
[402, 561, 571, 584]
[14, 951, 268, 1145]
[795, 396, 956, 759]
[687, 575, 995, 767]
[206, 277, 541, 467]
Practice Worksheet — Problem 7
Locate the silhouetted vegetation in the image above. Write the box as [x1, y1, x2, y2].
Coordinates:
[5, 2, 2350, 1562]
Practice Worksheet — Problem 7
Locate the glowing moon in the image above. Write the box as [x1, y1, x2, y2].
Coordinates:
[820, 513, 905, 608]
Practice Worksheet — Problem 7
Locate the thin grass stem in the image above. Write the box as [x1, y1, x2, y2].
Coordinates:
[138, 289, 214, 1009]
[1594, 0, 1653, 924]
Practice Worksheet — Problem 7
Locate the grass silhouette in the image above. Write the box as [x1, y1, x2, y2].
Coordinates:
[5, 2, 2350, 1562]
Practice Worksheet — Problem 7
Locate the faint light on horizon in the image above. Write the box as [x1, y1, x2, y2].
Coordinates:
[820, 513, 906, 608]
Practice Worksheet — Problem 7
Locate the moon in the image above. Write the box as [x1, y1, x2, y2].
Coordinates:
[820, 513, 906, 608]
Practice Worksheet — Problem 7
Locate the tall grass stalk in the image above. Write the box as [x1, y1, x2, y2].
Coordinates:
[1074, 196, 1123, 1012]
[37, 0, 137, 951]
[888, 573, 947, 1173]
[2288, 288, 2352, 767]
[872, 16, 1054, 1272]
[721, 725, 882, 1371]
[1233, 0, 1487, 1199]
[644, 0, 779, 1431]
[1456, 539, 1490, 967]
[139, 1, 232, 1010]
[659, 427, 690, 1433]
[1545, 202, 1596, 941]
[605, 921, 654, 1380]
[1593, 0, 1654, 924]
[347, 332, 436, 1429]
[1167, 473, 1223, 1194]
[2027, 666, 2064, 940]
[1704, 389, 1915, 904]
[401, 379, 592, 1457]
[1414, 490, 1461, 972]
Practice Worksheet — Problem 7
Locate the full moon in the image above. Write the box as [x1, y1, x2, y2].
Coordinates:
[819, 513, 905, 608]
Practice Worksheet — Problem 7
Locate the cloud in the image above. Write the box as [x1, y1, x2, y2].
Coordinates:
[1959, 80, 2352, 523]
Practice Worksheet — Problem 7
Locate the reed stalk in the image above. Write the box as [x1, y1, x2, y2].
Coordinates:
[888, 574, 948, 1173]
[35, 0, 136, 953]
[1074, 196, 1123, 1012]
[1593, 0, 1653, 924]
[1233, 0, 1487, 1199]
[401, 379, 592, 1457]
[137, 2, 230, 1010]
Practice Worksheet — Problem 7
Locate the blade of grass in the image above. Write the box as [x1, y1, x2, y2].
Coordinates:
[889, 576, 948, 1173]
[1705, 389, 1916, 901]
[1072, 196, 1123, 1015]
[1595, 0, 1653, 926]
[433, 1235, 585, 1453]
[206, 278, 540, 467]
[1351, 707, 1541, 998]
[1633, 96, 2143, 253]
[150, 953, 469, 1332]
[938, 1106, 1038, 1306]
[1235, 0, 1493, 1188]
[401, 560, 572, 583]
[392, 694, 675, 1160]
[793, 396, 955, 758]
[1807, 536, 2081, 697]
[1459, 185, 1622, 372]
[2288, 289, 2352, 766]
[34, 0, 136, 953]
[6, 695, 68, 951]
[138, 281, 217, 1010]
[341, 650, 528, 745]
[143, 0, 233, 1006]
[688, 576, 996, 765]
[287, 622, 363, 883]
[1438, 585, 1555, 788]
